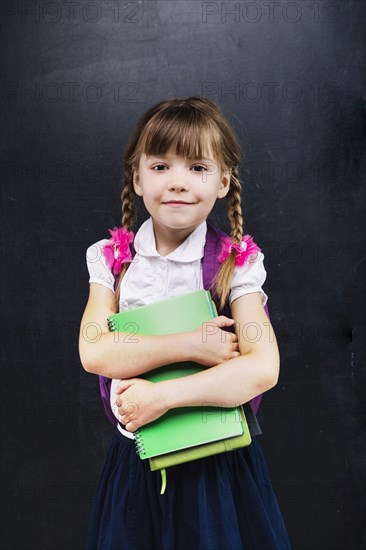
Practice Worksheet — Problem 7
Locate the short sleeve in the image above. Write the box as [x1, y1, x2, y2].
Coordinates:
[86, 239, 115, 293]
[230, 250, 268, 308]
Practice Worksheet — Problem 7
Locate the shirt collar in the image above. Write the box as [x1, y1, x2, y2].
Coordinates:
[133, 216, 207, 262]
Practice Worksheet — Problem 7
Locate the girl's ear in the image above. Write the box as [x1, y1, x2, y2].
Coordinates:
[217, 170, 231, 199]
[133, 172, 142, 196]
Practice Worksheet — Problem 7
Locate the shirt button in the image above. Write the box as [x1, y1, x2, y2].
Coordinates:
[158, 259, 167, 270]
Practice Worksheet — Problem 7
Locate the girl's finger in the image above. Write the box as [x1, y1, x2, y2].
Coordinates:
[116, 378, 139, 394]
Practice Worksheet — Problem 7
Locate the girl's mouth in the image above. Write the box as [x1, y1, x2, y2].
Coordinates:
[164, 202, 191, 208]
[163, 201, 193, 207]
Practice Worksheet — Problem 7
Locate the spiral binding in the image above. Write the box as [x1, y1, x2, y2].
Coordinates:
[134, 429, 146, 456]
[107, 317, 116, 331]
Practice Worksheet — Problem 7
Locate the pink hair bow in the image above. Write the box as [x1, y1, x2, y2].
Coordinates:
[102, 226, 135, 275]
[218, 234, 262, 266]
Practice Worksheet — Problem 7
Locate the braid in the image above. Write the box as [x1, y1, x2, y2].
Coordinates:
[113, 168, 138, 310]
[227, 167, 244, 244]
[209, 166, 245, 312]
[121, 169, 137, 229]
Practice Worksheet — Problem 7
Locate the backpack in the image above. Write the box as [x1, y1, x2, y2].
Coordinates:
[98, 222, 271, 427]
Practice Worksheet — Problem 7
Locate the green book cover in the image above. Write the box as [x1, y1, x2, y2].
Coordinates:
[108, 290, 250, 460]
[148, 404, 251, 470]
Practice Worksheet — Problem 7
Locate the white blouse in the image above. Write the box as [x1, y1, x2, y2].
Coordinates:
[86, 216, 268, 439]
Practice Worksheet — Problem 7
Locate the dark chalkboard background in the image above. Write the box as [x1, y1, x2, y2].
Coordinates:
[1, 1, 365, 548]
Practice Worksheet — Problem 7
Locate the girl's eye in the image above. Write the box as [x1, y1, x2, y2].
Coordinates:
[152, 164, 207, 171]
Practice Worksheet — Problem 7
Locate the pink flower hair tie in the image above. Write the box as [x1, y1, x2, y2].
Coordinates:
[218, 234, 262, 266]
[102, 226, 135, 275]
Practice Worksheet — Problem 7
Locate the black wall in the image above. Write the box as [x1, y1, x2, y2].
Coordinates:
[1, 1, 365, 548]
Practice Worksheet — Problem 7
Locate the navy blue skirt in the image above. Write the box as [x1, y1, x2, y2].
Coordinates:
[86, 428, 292, 550]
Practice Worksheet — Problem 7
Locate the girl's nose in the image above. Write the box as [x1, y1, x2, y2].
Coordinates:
[167, 177, 190, 192]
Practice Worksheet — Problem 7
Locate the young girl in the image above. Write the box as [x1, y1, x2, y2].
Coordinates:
[80, 96, 292, 550]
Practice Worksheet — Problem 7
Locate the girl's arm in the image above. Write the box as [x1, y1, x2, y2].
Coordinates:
[79, 283, 193, 378]
[79, 283, 237, 379]
[157, 292, 280, 408]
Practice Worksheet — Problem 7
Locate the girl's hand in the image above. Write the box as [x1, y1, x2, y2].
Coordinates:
[114, 378, 169, 432]
[189, 315, 240, 367]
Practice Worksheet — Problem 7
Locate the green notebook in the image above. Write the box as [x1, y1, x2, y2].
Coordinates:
[107, 290, 253, 491]
[133, 400, 245, 459]
[148, 404, 251, 471]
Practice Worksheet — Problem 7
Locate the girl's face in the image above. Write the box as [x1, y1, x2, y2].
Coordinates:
[133, 150, 231, 235]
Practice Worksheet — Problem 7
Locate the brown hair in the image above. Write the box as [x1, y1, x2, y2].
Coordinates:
[115, 96, 245, 312]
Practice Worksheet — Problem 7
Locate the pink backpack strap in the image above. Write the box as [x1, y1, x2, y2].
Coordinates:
[205, 223, 271, 415]
[98, 240, 137, 427]
[98, 376, 117, 426]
